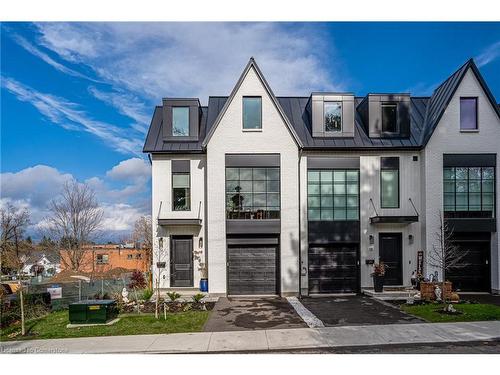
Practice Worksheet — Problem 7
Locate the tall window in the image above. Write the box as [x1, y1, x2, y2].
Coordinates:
[381, 157, 399, 208]
[172, 172, 190, 211]
[308, 169, 359, 221]
[460, 97, 478, 130]
[381, 103, 398, 133]
[324, 102, 342, 133]
[226, 167, 279, 219]
[172, 107, 189, 136]
[444, 167, 495, 218]
[243, 97, 262, 130]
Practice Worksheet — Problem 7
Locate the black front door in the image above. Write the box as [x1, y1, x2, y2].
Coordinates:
[379, 233, 403, 286]
[170, 236, 193, 287]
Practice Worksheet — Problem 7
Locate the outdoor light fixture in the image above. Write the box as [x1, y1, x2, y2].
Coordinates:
[199, 237, 203, 248]
[408, 234, 414, 244]
[369, 234, 374, 245]
[159, 237, 163, 250]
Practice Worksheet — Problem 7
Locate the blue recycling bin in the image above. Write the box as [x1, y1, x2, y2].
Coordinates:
[200, 278, 208, 292]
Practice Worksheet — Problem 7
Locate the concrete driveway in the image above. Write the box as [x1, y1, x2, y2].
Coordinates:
[203, 297, 307, 332]
[300, 295, 423, 326]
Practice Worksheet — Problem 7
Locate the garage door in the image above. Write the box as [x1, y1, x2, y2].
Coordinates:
[308, 244, 359, 294]
[447, 236, 490, 292]
[227, 245, 278, 295]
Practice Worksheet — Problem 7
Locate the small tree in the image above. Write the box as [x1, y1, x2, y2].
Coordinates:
[132, 216, 153, 287]
[427, 211, 469, 300]
[0, 203, 32, 335]
[45, 180, 103, 271]
[128, 270, 147, 289]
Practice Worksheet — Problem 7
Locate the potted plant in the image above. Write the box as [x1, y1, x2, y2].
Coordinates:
[199, 263, 208, 292]
[371, 262, 386, 293]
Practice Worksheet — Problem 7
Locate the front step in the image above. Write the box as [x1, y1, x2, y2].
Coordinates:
[362, 287, 419, 301]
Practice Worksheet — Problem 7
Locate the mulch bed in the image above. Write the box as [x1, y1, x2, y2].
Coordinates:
[121, 301, 215, 313]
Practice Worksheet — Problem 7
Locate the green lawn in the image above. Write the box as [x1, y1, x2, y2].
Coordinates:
[1, 310, 210, 341]
[401, 303, 500, 323]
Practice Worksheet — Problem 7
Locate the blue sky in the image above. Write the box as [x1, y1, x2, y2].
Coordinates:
[1, 22, 499, 240]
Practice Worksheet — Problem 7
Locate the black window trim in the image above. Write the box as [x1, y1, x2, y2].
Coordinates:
[172, 170, 191, 211]
[459, 96, 479, 132]
[171, 106, 190, 137]
[242, 96, 262, 131]
[307, 168, 360, 222]
[323, 101, 343, 133]
[443, 166, 495, 218]
[381, 102, 399, 136]
[380, 157, 400, 209]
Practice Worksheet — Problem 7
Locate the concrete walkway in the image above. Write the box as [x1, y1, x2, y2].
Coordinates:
[2, 321, 499, 354]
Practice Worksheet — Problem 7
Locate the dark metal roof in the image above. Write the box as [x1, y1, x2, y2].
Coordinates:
[143, 58, 498, 154]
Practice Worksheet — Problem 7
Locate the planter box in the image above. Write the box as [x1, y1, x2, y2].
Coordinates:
[420, 282, 452, 300]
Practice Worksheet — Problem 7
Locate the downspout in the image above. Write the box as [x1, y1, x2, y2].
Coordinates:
[298, 148, 303, 297]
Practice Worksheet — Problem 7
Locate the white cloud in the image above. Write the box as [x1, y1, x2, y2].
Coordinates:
[1, 76, 143, 155]
[476, 40, 500, 67]
[12, 33, 100, 82]
[1, 162, 151, 240]
[106, 157, 150, 183]
[34, 22, 341, 104]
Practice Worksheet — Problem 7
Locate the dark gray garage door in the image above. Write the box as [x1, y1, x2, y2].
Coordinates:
[308, 244, 359, 294]
[227, 245, 278, 295]
[447, 234, 491, 292]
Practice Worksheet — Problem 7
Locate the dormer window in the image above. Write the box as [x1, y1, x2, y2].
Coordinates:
[324, 102, 342, 133]
[172, 107, 190, 136]
[460, 97, 478, 131]
[381, 103, 398, 134]
[243, 97, 262, 130]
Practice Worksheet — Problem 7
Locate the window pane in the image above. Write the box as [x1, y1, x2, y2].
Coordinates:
[173, 173, 189, 188]
[226, 168, 239, 180]
[243, 97, 262, 129]
[240, 168, 252, 180]
[469, 193, 481, 210]
[253, 168, 266, 180]
[324, 102, 342, 132]
[460, 98, 477, 130]
[308, 170, 320, 182]
[240, 193, 253, 208]
[308, 209, 320, 221]
[456, 167, 468, 180]
[308, 184, 320, 195]
[482, 168, 494, 180]
[346, 209, 359, 220]
[443, 168, 455, 179]
[444, 193, 455, 209]
[308, 196, 320, 208]
[346, 171, 358, 182]
[239, 181, 252, 192]
[253, 180, 266, 193]
[320, 171, 333, 182]
[346, 196, 358, 208]
[333, 183, 345, 194]
[321, 209, 334, 220]
[444, 181, 455, 193]
[334, 195, 346, 208]
[334, 209, 346, 220]
[333, 170, 345, 182]
[381, 170, 399, 208]
[456, 181, 468, 193]
[321, 184, 333, 195]
[253, 193, 266, 206]
[469, 167, 481, 180]
[267, 180, 280, 192]
[172, 107, 189, 136]
[382, 103, 398, 133]
[226, 180, 240, 192]
[346, 182, 358, 195]
[456, 193, 468, 210]
[469, 180, 481, 193]
[267, 193, 280, 207]
[173, 188, 190, 210]
[321, 195, 333, 208]
[482, 179, 494, 193]
[267, 168, 279, 180]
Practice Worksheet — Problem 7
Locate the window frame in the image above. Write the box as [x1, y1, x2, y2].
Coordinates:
[323, 101, 343, 133]
[242, 96, 262, 131]
[380, 157, 400, 209]
[443, 166, 495, 218]
[225, 167, 280, 220]
[96, 254, 109, 264]
[381, 102, 399, 135]
[307, 169, 360, 222]
[172, 171, 191, 211]
[460, 97, 479, 132]
[171, 106, 190, 137]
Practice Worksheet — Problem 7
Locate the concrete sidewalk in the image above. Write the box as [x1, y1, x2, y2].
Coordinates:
[2, 321, 500, 354]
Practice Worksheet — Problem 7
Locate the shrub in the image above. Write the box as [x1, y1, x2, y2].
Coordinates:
[167, 291, 181, 302]
[142, 288, 153, 301]
[192, 293, 205, 303]
[128, 270, 147, 290]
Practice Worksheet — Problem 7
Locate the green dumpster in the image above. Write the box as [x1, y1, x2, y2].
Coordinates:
[69, 300, 118, 324]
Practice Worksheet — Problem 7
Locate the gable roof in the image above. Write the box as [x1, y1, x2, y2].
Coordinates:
[420, 58, 500, 146]
[202, 57, 303, 148]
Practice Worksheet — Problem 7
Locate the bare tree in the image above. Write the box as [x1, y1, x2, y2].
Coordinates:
[132, 215, 153, 287]
[427, 211, 469, 299]
[45, 180, 103, 271]
[0, 203, 32, 335]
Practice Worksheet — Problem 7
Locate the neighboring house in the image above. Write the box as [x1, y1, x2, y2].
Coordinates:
[22, 253, 61, 277]
[59, 244, 148, 273]
[143, 57, 500, 296]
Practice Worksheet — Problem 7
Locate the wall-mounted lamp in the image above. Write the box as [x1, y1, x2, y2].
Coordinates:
[158, 237, 163, 250]
[199, 237, 203, 249]
[408, 234, 414, 245]
[369, 234, 374, 245]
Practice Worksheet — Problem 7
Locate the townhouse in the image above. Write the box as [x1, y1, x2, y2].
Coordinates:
[143, 57, 500, 296]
